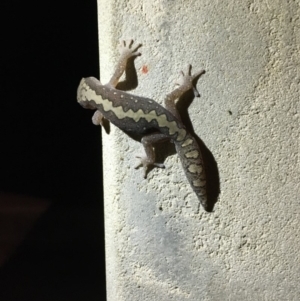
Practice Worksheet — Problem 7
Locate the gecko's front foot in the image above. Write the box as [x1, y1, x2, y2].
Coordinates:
[135, 156, 165, 179]
[176, 65, 205, 97]
[119, 39, 142, 60]
[92, 110, 105, 126]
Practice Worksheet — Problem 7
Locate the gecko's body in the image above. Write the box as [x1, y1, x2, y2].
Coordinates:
[77, 40, 208, 210]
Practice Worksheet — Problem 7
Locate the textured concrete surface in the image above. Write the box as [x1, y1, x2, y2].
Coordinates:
[97, 1, 300, 300]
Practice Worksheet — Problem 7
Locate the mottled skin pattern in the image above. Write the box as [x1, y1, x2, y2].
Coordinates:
[77, 40, 208, 210]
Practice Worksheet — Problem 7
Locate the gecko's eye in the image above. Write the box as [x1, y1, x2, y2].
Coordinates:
[78, 100, 95, 110]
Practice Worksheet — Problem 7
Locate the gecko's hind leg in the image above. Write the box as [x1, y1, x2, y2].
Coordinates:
[164, 65, 205, 121]
[135, 133, 170, 178]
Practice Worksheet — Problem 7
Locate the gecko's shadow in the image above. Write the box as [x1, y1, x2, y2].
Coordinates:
[176, 87, 220, 212]
[106, 60, 220, 211]
[152, 86, 220, 212]
[155, 75, 220, 212]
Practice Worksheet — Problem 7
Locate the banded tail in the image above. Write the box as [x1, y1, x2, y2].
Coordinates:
[175, 133, 207, 210]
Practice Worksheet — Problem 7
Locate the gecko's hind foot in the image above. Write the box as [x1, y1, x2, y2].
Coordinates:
[135, 156, 165, 178]
[119, 39, 142, 59]
[176, 65, 205, 97]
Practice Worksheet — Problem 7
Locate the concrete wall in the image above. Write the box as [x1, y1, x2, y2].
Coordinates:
[97, 1, 300, 300]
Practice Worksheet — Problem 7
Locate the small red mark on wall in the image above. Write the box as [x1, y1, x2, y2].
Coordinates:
[141, 65, 148, 74]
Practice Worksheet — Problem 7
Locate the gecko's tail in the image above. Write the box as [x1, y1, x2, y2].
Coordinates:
[175, 133, 207, 210]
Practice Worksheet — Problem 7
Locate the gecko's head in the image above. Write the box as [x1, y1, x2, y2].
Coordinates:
[77, 77, 101, 109]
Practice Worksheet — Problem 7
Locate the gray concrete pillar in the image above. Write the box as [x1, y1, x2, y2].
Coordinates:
[96, 1, 300, 300]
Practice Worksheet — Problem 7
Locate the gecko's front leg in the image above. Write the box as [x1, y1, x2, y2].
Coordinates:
[108, 40, 142, 88]
[164, 65, 205, 121]
[90, 40, 142, 129]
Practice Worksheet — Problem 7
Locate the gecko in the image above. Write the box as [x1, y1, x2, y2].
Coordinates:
[77, 40, 208, 210]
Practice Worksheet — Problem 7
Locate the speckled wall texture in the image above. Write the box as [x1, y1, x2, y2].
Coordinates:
[97, 1, 300, 300]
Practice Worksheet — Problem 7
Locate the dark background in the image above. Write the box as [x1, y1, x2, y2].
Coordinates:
[0, 0, 106, 300]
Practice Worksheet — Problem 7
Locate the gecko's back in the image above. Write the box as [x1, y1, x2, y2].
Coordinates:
[78, 77, 187, 141]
